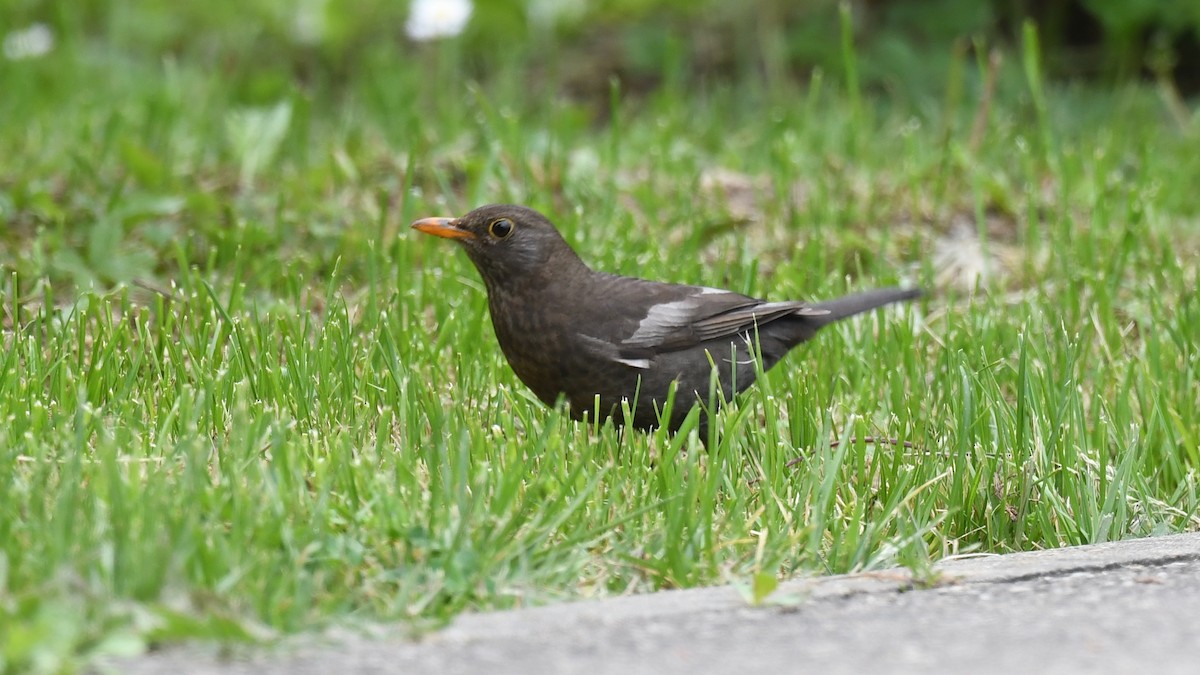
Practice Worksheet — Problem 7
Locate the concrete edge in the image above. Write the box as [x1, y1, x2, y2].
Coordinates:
[431, 532, 1200, 643]
[96, 532, 1200, 674]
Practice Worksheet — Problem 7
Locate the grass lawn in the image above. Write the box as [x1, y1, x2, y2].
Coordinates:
[2, 14, 1199, 673]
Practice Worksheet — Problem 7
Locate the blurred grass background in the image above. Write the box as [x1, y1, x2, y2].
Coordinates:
[2, 1, 1200, 672]
[5, 0, 1200, 295]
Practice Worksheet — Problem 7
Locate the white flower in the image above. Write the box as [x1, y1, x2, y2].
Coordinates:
[406, 0, 473, 41]
[292, 0, 329, 45]
[3, 23, 54, 60]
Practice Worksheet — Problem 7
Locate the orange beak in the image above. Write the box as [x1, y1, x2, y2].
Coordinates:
[411, 217, 474, 241]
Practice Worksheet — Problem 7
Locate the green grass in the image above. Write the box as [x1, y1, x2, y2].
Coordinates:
[3, 15, 1200, 674]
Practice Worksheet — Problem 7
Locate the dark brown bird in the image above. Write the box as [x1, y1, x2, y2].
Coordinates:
[412, 204, 919, 436]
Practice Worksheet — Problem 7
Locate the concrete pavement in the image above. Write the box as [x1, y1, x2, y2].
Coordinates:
[107, 532, 1200, 674]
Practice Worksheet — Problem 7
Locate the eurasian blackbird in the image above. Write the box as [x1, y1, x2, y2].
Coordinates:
[413, 204, 920, 435]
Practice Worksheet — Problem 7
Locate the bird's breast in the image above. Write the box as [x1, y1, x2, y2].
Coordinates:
[486, 293, 575, 404]
[486, 290, 640, 411]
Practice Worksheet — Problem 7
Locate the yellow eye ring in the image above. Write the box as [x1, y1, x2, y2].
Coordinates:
[488, 218, 515, 239]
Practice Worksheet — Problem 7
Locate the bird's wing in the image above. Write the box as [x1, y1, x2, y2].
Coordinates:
[693, 300, 830, 341]
[576, 333, 654, 370]
[574, 278, 831, 369]
[614, 283, 829, 352]
[624, 293, 830, 345]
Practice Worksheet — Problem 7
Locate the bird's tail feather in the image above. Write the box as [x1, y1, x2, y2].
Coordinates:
[807, 287, 921, 327]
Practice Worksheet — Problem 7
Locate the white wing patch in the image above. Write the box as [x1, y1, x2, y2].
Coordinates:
[627, 298, 702, 344]
[576, 333, 652, 370]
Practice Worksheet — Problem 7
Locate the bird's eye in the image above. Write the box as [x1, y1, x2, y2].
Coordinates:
[488, 218, 515, 239]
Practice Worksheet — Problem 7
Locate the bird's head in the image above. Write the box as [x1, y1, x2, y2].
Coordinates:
[411, 204, 585, 292]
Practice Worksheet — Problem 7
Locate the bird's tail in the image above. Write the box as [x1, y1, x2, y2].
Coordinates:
[806, 287, 922, 328]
